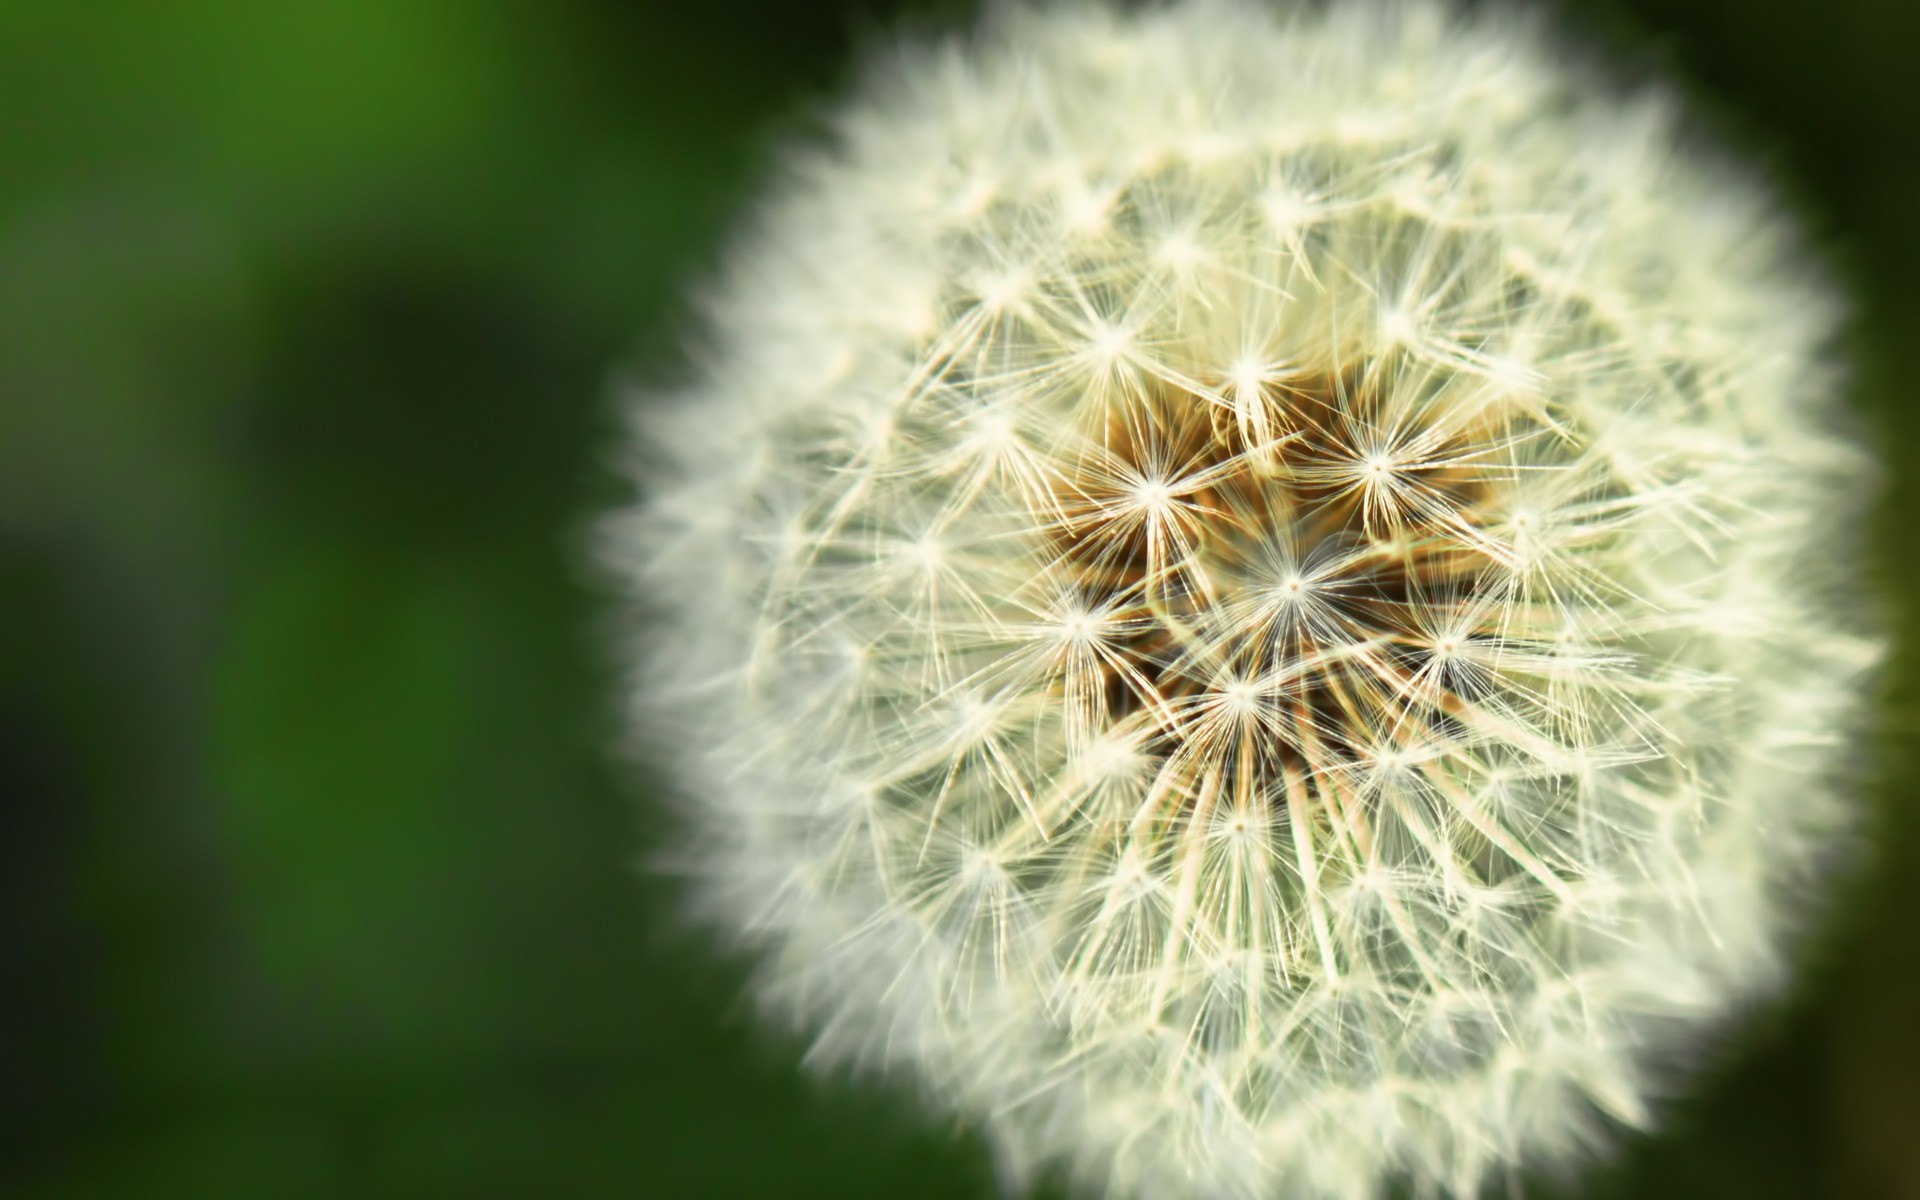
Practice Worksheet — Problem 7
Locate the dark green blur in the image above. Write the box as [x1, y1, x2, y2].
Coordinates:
[2, 1, 1915, 1196]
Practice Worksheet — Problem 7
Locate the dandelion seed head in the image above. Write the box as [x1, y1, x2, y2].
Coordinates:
[607, 1, 1880, 1196]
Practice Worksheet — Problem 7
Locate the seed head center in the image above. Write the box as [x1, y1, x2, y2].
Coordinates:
[1047, 366, 1519, 827]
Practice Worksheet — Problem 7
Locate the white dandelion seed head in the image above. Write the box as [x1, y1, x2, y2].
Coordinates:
[606, 1, 1881, 1196]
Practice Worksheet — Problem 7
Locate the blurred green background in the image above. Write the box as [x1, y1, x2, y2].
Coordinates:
[3, 1, 1916, 1197]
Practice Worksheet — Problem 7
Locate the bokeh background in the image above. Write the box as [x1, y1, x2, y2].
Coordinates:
[4, 1, 1917, 1196]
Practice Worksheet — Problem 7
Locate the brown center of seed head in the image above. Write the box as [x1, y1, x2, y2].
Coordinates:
[1048, 362, 1518, 828]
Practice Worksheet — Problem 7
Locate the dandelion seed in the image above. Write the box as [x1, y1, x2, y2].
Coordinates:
[605, 2, 1880, 1196]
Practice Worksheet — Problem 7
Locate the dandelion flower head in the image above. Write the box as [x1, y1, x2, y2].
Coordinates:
[607, 1, 1880, 1195]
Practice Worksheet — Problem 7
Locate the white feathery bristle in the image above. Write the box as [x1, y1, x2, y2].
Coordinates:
[604, 2, 1880, 1196]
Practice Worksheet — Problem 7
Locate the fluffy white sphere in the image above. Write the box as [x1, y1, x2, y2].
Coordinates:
[607, 1, 1879, 1195]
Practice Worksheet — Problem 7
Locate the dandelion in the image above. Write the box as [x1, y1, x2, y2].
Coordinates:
[604, 1, 1880, 1196]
